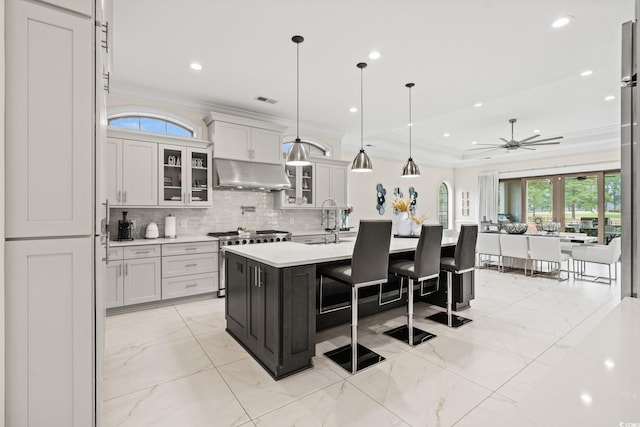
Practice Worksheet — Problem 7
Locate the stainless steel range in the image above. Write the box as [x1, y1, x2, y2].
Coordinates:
[207, 230, 292, 296]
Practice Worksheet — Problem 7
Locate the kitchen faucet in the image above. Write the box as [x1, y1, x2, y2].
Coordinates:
[320, 197, 341, 244]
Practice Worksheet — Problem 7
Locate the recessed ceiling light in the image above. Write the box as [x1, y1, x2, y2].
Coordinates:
[349, 107, 358, 113]
[408, 122, 413, 127]
[443, 133, 450, 137]
[471, 141, 478, 145]
[474, 102, 483, 108]
[551, 16, 572, 28]
[534, 129, 541, 134]
[580, 393, 593, 406]
[368, 51, 381, 60]
[580, 70, 593, 77]
[604, 95, 616, 101]
[190, 62, 203, 71]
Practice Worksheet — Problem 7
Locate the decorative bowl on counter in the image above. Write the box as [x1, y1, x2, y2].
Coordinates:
[504, 223, 528, 234]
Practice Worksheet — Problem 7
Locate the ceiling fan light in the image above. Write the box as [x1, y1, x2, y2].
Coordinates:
[286, 139, 311, 166]
[352, 149, 373, 172]
[401, 158, 420, 177]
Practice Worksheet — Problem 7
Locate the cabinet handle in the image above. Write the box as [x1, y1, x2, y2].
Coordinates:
[136, 250, 150, 254]
[125, 263, 128, 276]
[118, 264, 122, 277]
[103, 71, 110, 93]
[185, 263, 198, 268]
[101, 22, 109, 53]
[123, 191, 127, 203]
[253, 266, 258, 287]
[185, 247, 198, 251]
[102, 199, 110, 265]
[185, 284, 198, 288]
[257, 266, 262, 288]
[117, 190, 122, 203]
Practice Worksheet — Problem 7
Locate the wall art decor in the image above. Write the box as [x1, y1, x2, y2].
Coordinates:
[376, 183, 387, 215]
[408, 186, 418, 215]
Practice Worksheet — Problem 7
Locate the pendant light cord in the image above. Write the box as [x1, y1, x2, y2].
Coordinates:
[409, 85, 412, 158]
[357, 63, 367, 150]
[296, 40, 300, 141]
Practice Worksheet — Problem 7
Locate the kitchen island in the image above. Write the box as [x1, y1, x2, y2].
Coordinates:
[223, 236, 458, 379]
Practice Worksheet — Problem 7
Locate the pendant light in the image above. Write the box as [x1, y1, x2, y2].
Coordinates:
[401, 82, 420, 177]
[285, 35, 311, 166]
[351, 62, 373, 172]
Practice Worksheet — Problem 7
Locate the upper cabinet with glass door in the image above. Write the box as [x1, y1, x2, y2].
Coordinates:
[280, 164, 315, 208]
[159, 144, 212, 207]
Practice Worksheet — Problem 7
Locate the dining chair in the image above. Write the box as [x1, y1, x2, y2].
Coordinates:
[319, 220, 392, 374]
[427, 224, 477, 328]
[500, 234, 531, 275]
[528, 236, 570, 281]
[476, 232, 502, 272]
[571, 237, 621, 285]
[385, 224, 442, 346]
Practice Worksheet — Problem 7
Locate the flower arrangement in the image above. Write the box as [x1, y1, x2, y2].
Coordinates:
[343, 205, 354, 216]
[411, 214, 427, 224]
[391, 197, 410, 213]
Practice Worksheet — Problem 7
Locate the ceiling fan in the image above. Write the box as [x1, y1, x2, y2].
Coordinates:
[469, 118, 563, 153]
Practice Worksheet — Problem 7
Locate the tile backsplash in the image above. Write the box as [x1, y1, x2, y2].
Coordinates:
[109, 189, 324, 240]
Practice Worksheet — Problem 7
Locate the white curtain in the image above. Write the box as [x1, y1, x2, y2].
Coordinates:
[477, 172, 499, 224]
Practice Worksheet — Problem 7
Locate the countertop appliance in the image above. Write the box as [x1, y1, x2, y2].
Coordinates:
[621, 19, 639, 299]
[117, 211, 133, 241]
[207, 230, 292, 297]
[145, 222, 159, 239]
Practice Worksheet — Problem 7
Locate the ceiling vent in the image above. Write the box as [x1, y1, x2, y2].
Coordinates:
[255, 96, 278, 104]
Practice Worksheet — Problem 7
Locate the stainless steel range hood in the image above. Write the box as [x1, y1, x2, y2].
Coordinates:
[213, 158, 291, 191]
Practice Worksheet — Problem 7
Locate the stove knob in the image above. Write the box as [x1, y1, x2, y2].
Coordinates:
[249, 239, 254, 244]
[282, 237, 288, 241]
[242, 239, 247, 244]
[275, 238, 280, 241]
[234, 241, 240, 245]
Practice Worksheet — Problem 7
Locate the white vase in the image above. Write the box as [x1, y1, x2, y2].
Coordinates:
[397, 212, 412, 236]
[411, 222, 422, 236]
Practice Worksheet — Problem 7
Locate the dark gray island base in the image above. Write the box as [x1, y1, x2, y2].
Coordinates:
[225, 252, 316, 380]
[223, 237, 474, 379]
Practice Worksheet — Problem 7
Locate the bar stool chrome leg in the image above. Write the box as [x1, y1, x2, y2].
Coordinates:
[426, 269, 473, 328]
[383, 278, 437, 346]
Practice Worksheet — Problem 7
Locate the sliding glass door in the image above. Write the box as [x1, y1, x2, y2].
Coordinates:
[504, 170, 620, 244]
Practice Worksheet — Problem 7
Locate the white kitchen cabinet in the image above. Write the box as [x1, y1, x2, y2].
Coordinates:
[6, 238, 93, 427]
[161, 241, 218, 298]
[38, 0, 92, 17]
[315, 160, 349, 207]
[159, 144, 212, 207]
[6, 0, 93, 238]
[279, 164, 315, 208]
[123, 251, 162, 305]
[212, 121, 283, 164]
[106, 137, 158, 206]
[105, 247, 124, 308]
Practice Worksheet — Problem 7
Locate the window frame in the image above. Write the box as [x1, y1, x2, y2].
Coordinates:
[438, 181, 452, 229]
[107, 106, 201, 139]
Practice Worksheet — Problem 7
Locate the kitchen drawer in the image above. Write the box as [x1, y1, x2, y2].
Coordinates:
[161, 253, 217, 278]
[123, 245, 161, 259]
[162, 241, 217, 257]
[162, 273, 217, 299]
[108, 246, 123, 260]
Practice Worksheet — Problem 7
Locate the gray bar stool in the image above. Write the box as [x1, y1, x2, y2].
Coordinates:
[320, 220, 392, 374]
[427, 224, 478, 328]
[385, 224, 442, 346]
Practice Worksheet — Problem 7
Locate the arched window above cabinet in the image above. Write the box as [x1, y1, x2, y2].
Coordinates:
[107, 106, 202, 139]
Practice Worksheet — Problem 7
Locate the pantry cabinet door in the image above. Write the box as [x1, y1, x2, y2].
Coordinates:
[5, 0, 93, 238]
[6, 238, 93, 427]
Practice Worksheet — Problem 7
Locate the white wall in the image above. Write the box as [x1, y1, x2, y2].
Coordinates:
[453, 148, 621, 225]
[345, 154, 455, 230]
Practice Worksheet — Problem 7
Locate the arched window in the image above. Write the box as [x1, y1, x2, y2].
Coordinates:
[438, 182, 450, 229]
[108, 115, 194, 137]
[282, 139, 331, 158]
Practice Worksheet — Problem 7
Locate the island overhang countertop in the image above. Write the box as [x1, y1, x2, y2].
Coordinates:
[222, 236, 458, 268]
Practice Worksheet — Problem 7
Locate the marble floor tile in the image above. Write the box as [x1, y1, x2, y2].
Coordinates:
[495, 360, 554, 402]
[217, 355, 343, 419]
[453, 393, 538, 427]
[488, 303, 581, 338]
[103, 336, 213, 400]
[253, 381, 408, 427]
[102, 370, 249, 427]
[174, 297, 227, 336]
[196, 330, 249, 367]
[105, 306, 193, 357]
[447, 316, 558, 360]
[411, 334, 532, 391]
[348, 351, 492, 427]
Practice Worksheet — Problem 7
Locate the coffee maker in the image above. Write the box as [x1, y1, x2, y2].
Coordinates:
[118, 211, 134, 241]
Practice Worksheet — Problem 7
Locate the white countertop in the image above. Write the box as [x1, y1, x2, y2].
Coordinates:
[111, 235, 218, 247]
[291, 229, 357, 237]
[222, 236, 457, 268]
